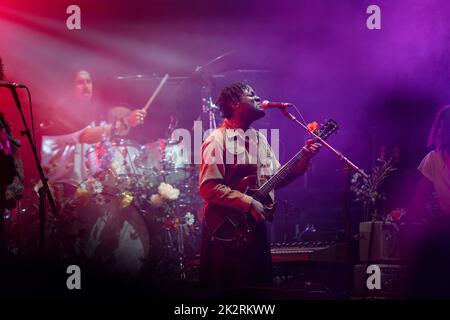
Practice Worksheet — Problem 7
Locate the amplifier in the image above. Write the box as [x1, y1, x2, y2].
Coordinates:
[353, 264, 408, 298]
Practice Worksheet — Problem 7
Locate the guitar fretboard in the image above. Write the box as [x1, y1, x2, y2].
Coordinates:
[254, 146, 309, 200]
[253, 119, 338, 201]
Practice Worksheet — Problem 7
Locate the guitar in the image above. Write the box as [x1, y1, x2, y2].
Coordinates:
[203, 119, 339, 250]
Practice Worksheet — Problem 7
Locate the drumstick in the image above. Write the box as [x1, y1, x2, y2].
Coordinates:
[142, 73, 169, 113]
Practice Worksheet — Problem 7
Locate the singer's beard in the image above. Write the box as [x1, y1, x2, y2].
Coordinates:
[254, 109, 265, 121]
[237, 106, 265, 127]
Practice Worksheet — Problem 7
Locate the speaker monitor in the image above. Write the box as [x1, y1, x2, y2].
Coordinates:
[359, 222, 401, 262]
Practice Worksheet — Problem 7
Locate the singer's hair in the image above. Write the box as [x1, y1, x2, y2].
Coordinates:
[216, 82, 250, 119]
[428, 105, 450, 156]
[74, 69, 93, 84]
[0, 57, 4, 80]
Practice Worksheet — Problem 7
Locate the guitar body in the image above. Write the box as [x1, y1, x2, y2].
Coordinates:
[203, 175, 276, 250]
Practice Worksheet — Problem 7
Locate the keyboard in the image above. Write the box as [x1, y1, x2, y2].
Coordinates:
[270, 241, 349, 263]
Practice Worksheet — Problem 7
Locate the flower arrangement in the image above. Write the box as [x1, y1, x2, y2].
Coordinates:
[386, 208, 407, 222]
[351, 158, 397, 221]
[149, 182, 180, 208]
[307, 121, 320, 133]
[38, 169, 194, 235]
[75, 176, 106, 206]
[150, 182, 180, 205]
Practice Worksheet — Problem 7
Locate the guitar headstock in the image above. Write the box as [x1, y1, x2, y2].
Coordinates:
[307, 119, 339, 140]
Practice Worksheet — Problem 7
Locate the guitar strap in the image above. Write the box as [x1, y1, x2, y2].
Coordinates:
[256, 130, 261, 188]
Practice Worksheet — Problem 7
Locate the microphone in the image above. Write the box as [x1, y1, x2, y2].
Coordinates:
[0, 80, 27, 89]
[260, 100, 294, 109]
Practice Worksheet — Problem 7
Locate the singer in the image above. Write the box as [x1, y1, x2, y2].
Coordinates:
[198, 82, 321, 294]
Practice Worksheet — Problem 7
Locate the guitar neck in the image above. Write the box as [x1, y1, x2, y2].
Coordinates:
[254, 147, 309, 200]
[252, 119, 338, 202]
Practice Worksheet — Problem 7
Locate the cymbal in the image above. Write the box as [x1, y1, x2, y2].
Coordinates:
[219, 69, 272, 75]
[113, 51, 235, 83]
[192, 50, 235, 76]
[113, 54, 273, 84]
[114, 74, 189, 82]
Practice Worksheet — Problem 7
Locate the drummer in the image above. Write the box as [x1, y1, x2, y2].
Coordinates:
[40, 69, 146, 186]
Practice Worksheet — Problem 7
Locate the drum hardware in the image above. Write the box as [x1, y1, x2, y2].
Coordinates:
[86, 138, 142, 177]
[135, 137, 193, 186]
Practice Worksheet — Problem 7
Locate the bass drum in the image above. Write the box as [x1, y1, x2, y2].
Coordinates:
[69, 183, 150, 275]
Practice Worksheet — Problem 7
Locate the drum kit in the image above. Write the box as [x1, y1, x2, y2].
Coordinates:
[6, 135, 202, 281]
[77, 135, 201, 277]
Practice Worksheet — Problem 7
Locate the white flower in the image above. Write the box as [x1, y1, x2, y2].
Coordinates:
[91, 179, 103, 194]
[158, 182, 180, 201]
[149, 193, 164, 208]
[184, 212, 195, 226]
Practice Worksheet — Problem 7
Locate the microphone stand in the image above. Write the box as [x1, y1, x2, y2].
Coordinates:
[0, 183, 6, 258]
[9, 87, 58, 257]
[279, 108, 368, 297]
[200, 76, 219, 132]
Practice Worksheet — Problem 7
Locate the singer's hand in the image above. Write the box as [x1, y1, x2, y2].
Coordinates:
[293, 140, 321, 175]
[127, 109, 147, 127]
[305, 140, 321, 155]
